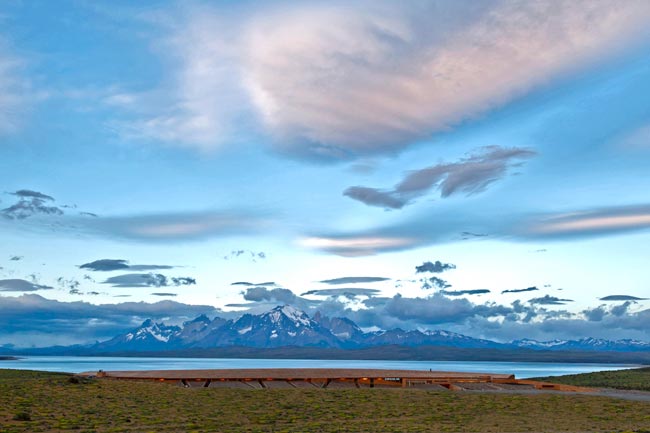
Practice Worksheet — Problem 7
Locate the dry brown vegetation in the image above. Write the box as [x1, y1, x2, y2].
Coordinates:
[0, 369, 649, 433]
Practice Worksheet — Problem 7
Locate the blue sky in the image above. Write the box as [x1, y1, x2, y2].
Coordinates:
[1, 0, 650, 347]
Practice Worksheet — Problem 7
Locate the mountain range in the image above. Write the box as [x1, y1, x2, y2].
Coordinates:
[88, 305, 650, 353]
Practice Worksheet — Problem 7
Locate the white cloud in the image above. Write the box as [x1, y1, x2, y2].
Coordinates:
[0, 37, 29, 135]
[618, 123, 650, 149]
[116, 1, 650, 157]
[110, 7, 251, 151]
[299, 235, 416, 256]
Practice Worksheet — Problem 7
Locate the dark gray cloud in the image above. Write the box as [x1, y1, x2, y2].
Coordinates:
[151, 292, 177, 297]
[231, 281, 277, 287]
[2, 190, 64, 219]
[502, 286, 539, 294]
[0, 294, 221, 347]
[102, 273, 196, 288]
[421, 276, 451, 290]
[0, 279, 53, 292]
[80, 259, 129, 271]
[9, 256, 23, 261]
[242, 287, 299, 304]
[599, 295, 648, 301]
[415, 260, 456, 274]
[440, 289, 490, 296]
[344, 146, 536, 209]
[319, 276, 390, 285]
[583, 302, 635, 322]
[342, 186, 406, 209]
[79, 259, 175, 272]
[301, 288, 381, 298]
[529, 295, 574, 305]
[11, 190, 55, 201]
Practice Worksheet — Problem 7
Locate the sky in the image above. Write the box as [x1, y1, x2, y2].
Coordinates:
[1, 0, 649, 348]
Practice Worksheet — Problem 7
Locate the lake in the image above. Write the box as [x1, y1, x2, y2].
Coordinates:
[0, 356, 640, 378]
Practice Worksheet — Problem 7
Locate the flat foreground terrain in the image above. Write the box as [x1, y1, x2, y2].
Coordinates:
[0, 369, 649, 433]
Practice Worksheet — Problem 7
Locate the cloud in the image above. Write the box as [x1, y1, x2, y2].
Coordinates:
[422, 276, 452, 290]
[600, 295, 648, 301]
[79, 259, 174, 272]
[502, 286, 539, 294]
[304, 203, 650, 257]
[0, 279, 53, 292]
[0, 37, 30, 135]
[318, 276, 390, 285]
[1, 194, 270, 243]
[107, 6, 249, 152]
[242, 287, 299, 304]
[301, 288, 381, 298]
[529, 295, 574, 305]
[440, 289, 490, 296]
[86, 211, 269, 242]
[523, 204, 650, 239]
[9, 255, 23, 261]
[222, 250, 267, 261]
[109, 1, 650, 160]
[231, 281, 277, 287]
[151, 292, 177, 297]
[0, 294, 220, 347]
[246, 0, 650, 159]
[2, 190, 64, 220]
[345, 146, 536, 209]
[415, 260, 456, 274]
[101, 273, 196, 288]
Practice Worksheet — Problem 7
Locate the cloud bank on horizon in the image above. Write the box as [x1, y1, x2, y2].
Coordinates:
[1, 0, 650, 347]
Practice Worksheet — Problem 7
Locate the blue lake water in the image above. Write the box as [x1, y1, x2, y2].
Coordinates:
[0, 356, 640, 379]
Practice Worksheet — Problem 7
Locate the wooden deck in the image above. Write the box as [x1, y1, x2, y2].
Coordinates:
[78, 368, 593, 392]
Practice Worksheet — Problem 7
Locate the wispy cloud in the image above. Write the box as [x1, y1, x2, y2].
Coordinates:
[0, 37, 30, 135]
[1, 191, 271, 242]
[301, 288, 381, 298]
[524, 204, 650, 238]
[304, 203, 650, 256]
[345, 146, 536, 209]
[79, 259, 174, 272]
[0, 279, 53, 292]
[222, 250, 267, 262]
[105, 1, 650, 159]
[502, 286, 539, 294]
[101, 273, 196, 288]
[440, 289, 490, 296]
[1, 190, 64, 220]
[318, 276, 390, 285]
[600, 295, 648, 301]
[529, 295, 574, 306]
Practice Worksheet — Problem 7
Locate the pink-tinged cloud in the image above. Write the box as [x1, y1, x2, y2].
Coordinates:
[116, 1, 650, 159]
[526, 206, 650, 237]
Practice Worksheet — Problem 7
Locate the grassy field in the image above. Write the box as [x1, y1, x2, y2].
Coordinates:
[1, 369, 649, 433]
[533, 366, 650, 392]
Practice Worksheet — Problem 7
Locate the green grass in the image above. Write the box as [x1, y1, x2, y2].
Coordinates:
[0, 369, 649, 433]
[533, 366, 650, 392]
